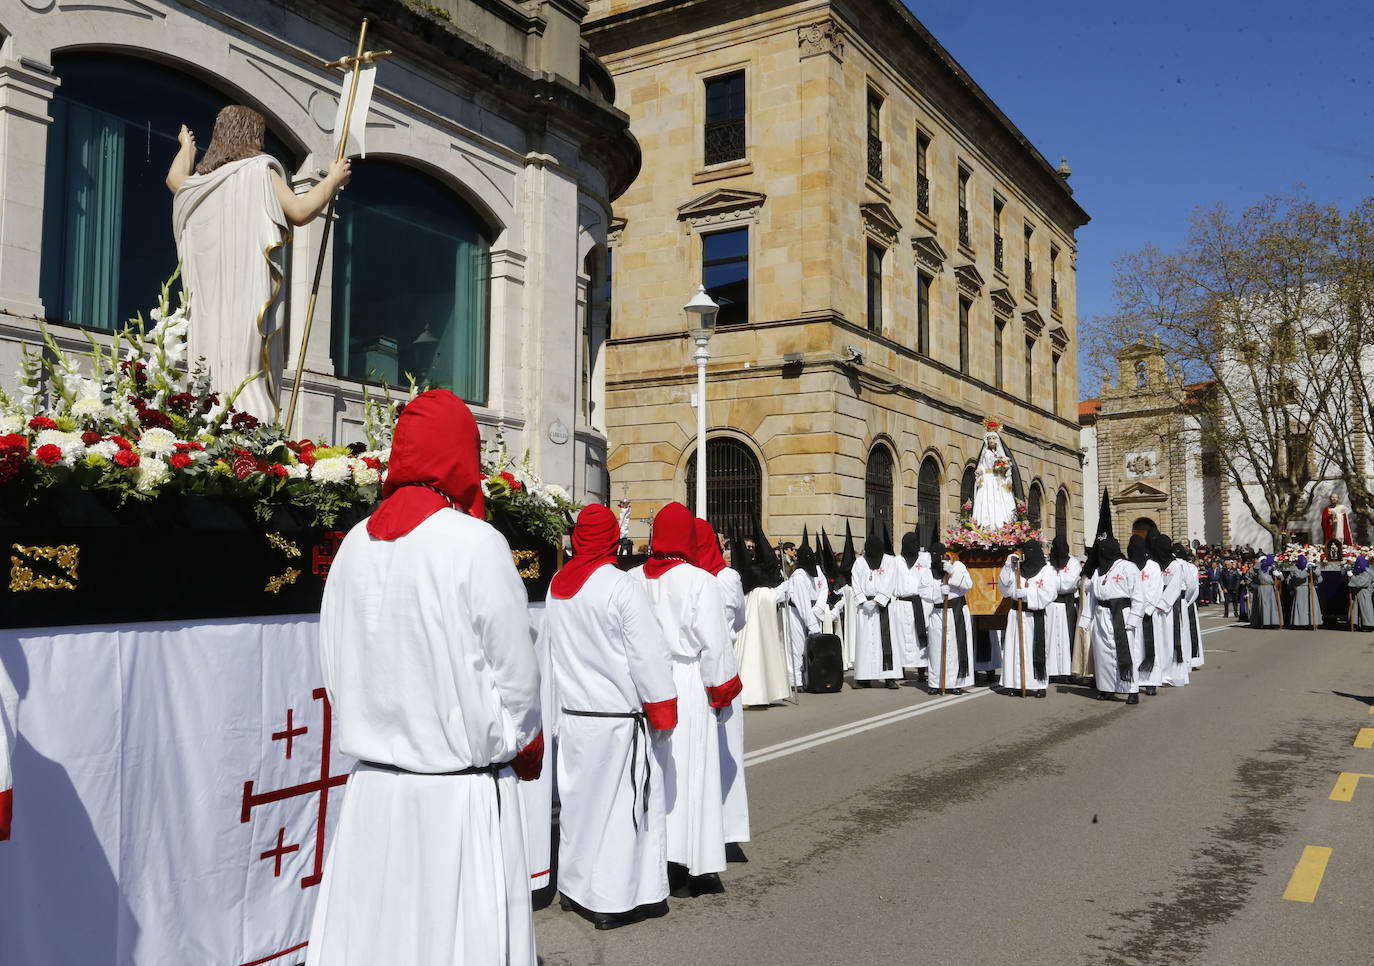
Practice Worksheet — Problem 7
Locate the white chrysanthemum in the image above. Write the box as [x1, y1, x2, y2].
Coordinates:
[0, 411, 22, 435]
[311, 456, 352, 484]
[138, 427, 178, 458]
[71, 398, 112, 424]
[352, 462, 380, 487]
[35, 429, 86, 467]
[87, 441, 118, 461]
[135, 457, 171, 492]
[542, 483, 570, 503]
[286, 463, 309, 480]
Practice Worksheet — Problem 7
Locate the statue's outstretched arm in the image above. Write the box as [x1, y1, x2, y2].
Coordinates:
[165, 124, 196, 193]
[271, 159, 352, 227]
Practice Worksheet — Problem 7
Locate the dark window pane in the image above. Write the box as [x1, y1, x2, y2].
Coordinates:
[704, 72, 746, 165]
[865, 446, 895, 543]
[867, 242, 883, 334]
[917, 457, 941, 547]
[958, 299, 970, 374]
[686, 437, 761, 537]
[703, 227, 748, 326]
[917, 272, 930, 355]
[332, 161, 492, 404]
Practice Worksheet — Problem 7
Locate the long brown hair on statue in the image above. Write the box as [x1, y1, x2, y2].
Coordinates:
[196, 105, 267, 175]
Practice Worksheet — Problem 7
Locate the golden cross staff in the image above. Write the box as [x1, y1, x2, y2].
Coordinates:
[284, 19, 392, 435]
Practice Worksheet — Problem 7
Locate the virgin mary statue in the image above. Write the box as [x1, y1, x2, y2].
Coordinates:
[971, 421, 1024, 529]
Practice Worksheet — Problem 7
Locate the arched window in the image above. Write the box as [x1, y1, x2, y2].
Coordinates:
[686, 437, 761, 536]
[960, 464, 977, 516]
[1027, 481, 1043, 530]
[41, 53, 298, 330]
[1055, 487, 1070, 539]
[865, 444, 895, 545]
[332, 161, 492, 403]
[917, 456, 941, 548]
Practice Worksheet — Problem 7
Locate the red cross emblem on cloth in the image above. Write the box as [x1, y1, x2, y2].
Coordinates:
[312, 531, 346, 579]
[1035, 578, 1046, 589]
[241, 687, 348, 889]
[1111, 574, 1125, 586]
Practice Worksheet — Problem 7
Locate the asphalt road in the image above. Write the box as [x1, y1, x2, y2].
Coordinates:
[533, 611, 1374, 965]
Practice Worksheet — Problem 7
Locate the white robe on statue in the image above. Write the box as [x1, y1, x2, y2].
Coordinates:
[172, 155, 289, 423]
[735, 586, 790, 707]
[545, 566, 677, 915]
[308, 510, 540, 966]
[1079, 559, 1144, 695]
[971, 438, 1017, 529]
[631, 563, 739, 876]
[921, 561, 975, 691]
[1046, 558, 1082, 679]
[715, 568, 750, 846]
[850, 557, 901, 682]
[890, 553, 932, 670]
[997, 559, 1056, 692]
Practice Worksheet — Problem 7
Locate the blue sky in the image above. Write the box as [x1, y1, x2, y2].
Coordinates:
[905, 0, 1374, 394]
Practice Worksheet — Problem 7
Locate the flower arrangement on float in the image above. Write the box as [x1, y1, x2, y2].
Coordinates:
[943, 499, 1041, 550]
[1279, 543, 1372, 567]
[0, 277, 579, 543]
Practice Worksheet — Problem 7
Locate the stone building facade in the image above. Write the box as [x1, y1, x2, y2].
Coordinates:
[585, 0, 1089, 549]
[0, 0, 636, 503]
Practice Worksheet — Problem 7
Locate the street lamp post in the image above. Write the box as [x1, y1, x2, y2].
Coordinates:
[684, 285, 720, 520]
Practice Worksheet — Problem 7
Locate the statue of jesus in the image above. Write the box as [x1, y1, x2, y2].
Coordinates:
[165, 105, 350, 424]
[970, 421, 1024, 530]
[1322, 491, 1354, 546]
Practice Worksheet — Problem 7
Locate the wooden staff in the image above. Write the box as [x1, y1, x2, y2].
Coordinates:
[284, 20, 392, 435]
[1275, 572, 1285, 630]
[940, 585, 949, 695]
[1017, 581, 1027, 697]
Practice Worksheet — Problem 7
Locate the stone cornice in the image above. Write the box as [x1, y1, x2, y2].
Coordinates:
[954, 262, 984, 297]
[860, 201, 902, 247]
[677, 187, 767, 228]
[797, 17, 846, 61]
[990, 286, 1016, 320]
[1022, 308, 1045, 338]
[911, 233, 947, 274]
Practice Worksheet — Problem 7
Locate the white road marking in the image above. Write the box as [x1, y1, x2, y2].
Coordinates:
[743, 688, 993, 768]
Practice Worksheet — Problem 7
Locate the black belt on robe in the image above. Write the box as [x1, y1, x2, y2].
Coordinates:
[866, 596, 897, 673]
[563, 708, 651, 831]
[944, 594, 971, 679]
[1172, 599, 1185, 664]
[897, 593, 929, 646]
[1106, 598, 1133, 682]
[358, 758, 506, 813]
[1055, 591, 1079, 660]
[1024, 606, 1048, 681]
[1188, 603, 1201, 658]
[1138, 605, 1157, 674]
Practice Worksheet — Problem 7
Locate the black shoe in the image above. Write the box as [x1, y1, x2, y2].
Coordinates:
[667, 862, 691, 899]
[641, 900, 669, 920]
[949, 688, 965, 695]
[559, 893, 576, 912]
[593, 908, 646, 931]
[1143, 686, 1157, 696]
[1126, 692, 1140, 705]
[1035, 689, 1047, 699]
[885, 679, 900, 689]
[1095, 691, 1115, 701]
[690, 872, 725, 896]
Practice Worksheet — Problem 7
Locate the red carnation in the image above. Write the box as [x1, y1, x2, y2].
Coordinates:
[499, 471, 522, 491]
[110, 435, 133, 451]
[81, 430, 101, 446]
[169, 453, 193, 470]
[114, 449, 140, 468]
[362, 456, 382, 471]
[0, 434, 28, 486]
[266, 464, 288, 478]
[28, 415, 57, 432]
[0, 434, 27, 453]
[35, 443, 62, 466]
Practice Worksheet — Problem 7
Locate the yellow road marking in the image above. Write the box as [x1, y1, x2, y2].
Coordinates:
[1356, 728, 1374, 749]
[1283, 846, 1333, 903]
[1329, 772, 1374, 802]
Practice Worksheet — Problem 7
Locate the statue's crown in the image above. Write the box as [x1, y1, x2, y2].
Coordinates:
[984, 419, 1000, 432]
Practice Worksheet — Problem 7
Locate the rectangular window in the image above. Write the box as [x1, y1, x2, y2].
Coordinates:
[994, 319, 1004, 389]
[703, 227, 749, 326]
[993, 197, 1005, 274]
[867, 90, 883, 181]
[1024, 223, 1035, 295]
[958, 297, 970, 375]
[957, 166, 971, 251]
[916, 271, 931, 356]
[1052, 352, 1061, 414]
[604, 248, 613, 339]
[866, 241, 884, 334]
[704, 71, 746, 165]
[916, 131, 931, 215]
[1024, 336, 1034, 401]
[1050, 244, 1061, 313]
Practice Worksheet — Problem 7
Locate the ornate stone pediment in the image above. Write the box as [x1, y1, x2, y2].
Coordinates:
[861, 202, 902, 247]
[677, 188, 766, 229]
[911, 234, 947, 274]
[607, 216, 626, 247]
[954, 262, 984, 297]
[797, 19, 846, 61]
[990, 286, 1016, 319]
[1049, 325, 1069, 352]
[1021, 308, 1045, 338]
[1115, 480, 1168, 504]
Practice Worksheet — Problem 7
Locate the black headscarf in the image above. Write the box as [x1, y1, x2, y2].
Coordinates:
[1172, 541, 1189, 561]
[1049, 534, 1071, 571]
[839, 521, 857, 584]
[820, 527, 841, 593]
[796, 531, 819, 578]
[750, 517, 783, 589]
[1096, 536, 1123, 570]
[863, 530, 886, 570]
[730, 523, 752, 588]
[1019, 540, 1047, 580]
[929, 541, 946, 579]
[1127, 534, 1149, 570]
[900, 531, 920, 566]
[1150, 533, 1173, 569]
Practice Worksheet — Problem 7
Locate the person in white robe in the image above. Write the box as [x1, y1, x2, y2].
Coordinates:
[782, 540, 829, 688]
[1046, 536, 1081, 682]
[632, 503, 742, 897]
[167, 106, 350, 423]
[921, 543, 975, 693]
[693, 519, 750, 851]
[1078, 537, 1144, 704]
[837, 524, 859, 670]
[1129, 535, 1166, 697]
[1148, 534, 1185, 694]
[997, 541, 1056, 697]
[850, 533, 901, 688]
[1164, 543, 1198, 687]
[307, 390, 542, 966]
[731, 531, 791, 707]
[546, 504, 678, 930]
[890, 532, 932, 677]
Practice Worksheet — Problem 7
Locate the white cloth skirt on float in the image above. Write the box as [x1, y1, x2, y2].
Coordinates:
[305, 764, 534, 966]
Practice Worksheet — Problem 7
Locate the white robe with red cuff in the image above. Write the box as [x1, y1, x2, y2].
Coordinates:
[850, 557, 901, 682]
[891, 554, 932, 670]
[1079, 560, 1144, 695]
[307, 510, 541, 966]
[997, 560, 1057, 692]
[632, 563, 741, 876]
[715, 568, 750, 845]
[546, 566, 677, 915]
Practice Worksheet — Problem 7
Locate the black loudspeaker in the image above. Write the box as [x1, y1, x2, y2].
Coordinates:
[804, 632, 844, 693]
